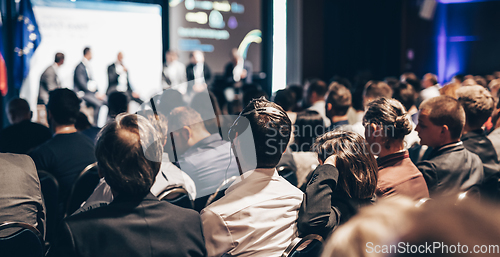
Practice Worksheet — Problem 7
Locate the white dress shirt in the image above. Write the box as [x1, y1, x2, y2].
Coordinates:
[201, 168, 304, 257]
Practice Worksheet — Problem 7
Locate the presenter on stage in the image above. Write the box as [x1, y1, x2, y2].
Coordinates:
[38, 53, 64, 105]
[74, 47, 105, 125]
[186, 50, 212, 96]
[107, 52, 143, 104]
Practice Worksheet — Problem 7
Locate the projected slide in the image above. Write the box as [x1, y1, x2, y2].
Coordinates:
[169, 0, 261, 73]
[22, 0, 163, 107]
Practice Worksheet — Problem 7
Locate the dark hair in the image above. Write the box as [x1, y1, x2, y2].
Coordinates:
[456, 85, 494, 130]
[54, 52, 64, 63]
[364, 98, 412, 149]
[287, 84, 304, 103]
[75, 112, 92, 131]
[83, 47, 91, 56]
[242, 88, 268, 108]
[419, 96, 466, 139]
[232, 97, 291, 168]
[326, 82, 352, 117]
[47, 88, 81, 125]
[96, 114, 162, 197]
[158, 89, 186, 117]
[7, 98, 31, 117]
[307, 80, 328, 98]
[273, 89, 295, 112]
[107, 91, 128, 118]
[363, 80, 393, 100]
[313, 131, 378, 199]
[393, 82, 416, 112]
[291, 110, 324, 152]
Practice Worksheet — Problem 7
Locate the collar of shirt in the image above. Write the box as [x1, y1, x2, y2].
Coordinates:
[225, 167, 277, 195]
[82, 58, 90, 67]
[377, 150, 409, 169]
[182, 133, 224, 157]
[52, 63, 59, 72]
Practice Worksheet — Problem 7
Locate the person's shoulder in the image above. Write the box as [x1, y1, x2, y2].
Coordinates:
[0, 153, 37, 175]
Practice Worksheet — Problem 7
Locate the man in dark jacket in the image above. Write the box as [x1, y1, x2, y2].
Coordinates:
[416, 96, 484, 197]
[51, 113, 206, 257]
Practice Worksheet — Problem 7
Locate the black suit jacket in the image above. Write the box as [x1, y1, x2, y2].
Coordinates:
[106, 63, 132, 95]
[186, 63, 212, 92]
[417, 142, 484, 197]
[74, 62, 92, 93]
[51, 193, 206, 257]
[462, 129, 500, 198]
[297, 164, 374, 239]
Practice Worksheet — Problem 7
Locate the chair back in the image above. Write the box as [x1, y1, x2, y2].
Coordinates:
[281, 234, 324, 257]
[37, 170, 59, 245]
[205, 176, 238, 207]
[278, 165, 298, 187]
[65, 162, 100, 217]
[0, 222, 44, 257]
[158, 187, 194, 209]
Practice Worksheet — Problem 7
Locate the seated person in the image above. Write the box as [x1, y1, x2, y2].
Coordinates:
[107, 91, 129, 120]
[29, 89, 97, 209]
[166, 106, 239, 210]
[456, 85, 500, 199]
[0, 98, 52, 154]
[0, 153, 45, 237]
[298, 131, 378, 239]
[416, 96, 484, 197]
[51, 114, 206, 257]
[201, 98, 303, 257]
[77, 111, 196, 212]
[363, 98, 429, 200]
[75, 112, 100, 144]
[325, 82, 352, 131]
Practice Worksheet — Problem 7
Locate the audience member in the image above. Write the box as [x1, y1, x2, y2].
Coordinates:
[298, 131, 377, 239]
[166, 106, 239, 210]
[363, 98, 429, 200]
[0, 153, 45, 237]
[325, 82, 352, 131]
[201, 98, 303, 257]
[488, 99, 500, 163]
[38, 52, 64, 105]
[291, 110, 324, 152]
[0, 98, 52, 154]
[29, 89, 97, 209]
[287, 84, 305, 112]
[305, 80, 330, 127]
[107, 91, 129, 120]
[419, 73, 440, 103]
[415, 96, 484, 197]
[272, 88, 297, 124]
[190, 91, 223, 137]
[75, 112, 100, 143]
[393, 82, 418, 124]
[456, 86, 500, 199]
[51, 114, 206, 257]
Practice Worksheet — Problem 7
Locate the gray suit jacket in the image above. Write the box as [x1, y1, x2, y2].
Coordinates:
[0, 153, 45, 237]
[38, 65, 60, 104]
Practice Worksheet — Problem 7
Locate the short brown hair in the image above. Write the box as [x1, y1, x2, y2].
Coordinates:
[326, 82, 352, 117]
[364, 80, 393, 100]
[96, 114, 162, 197]
[419, 96, 466, 140]
[456, 85, 494, 130]
[313, 131, 378, 199]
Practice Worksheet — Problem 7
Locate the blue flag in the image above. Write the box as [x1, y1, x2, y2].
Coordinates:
[13, 0, 41, 90]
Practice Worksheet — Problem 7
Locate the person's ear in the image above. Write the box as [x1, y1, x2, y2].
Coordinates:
[327, 103, 333, 112]
[441, 125, 450, 137]
[181, 126, 191, 141]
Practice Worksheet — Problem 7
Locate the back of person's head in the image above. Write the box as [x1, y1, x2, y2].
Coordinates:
[474, 75, 488, 88]
[242, 88, 268, 108]
[96, 113, 162, 197]
[306, 80, 328, 100]
[326, 82, 352, 118]
[7, 98, 31, 124]
[287, 84, 304, 104]
[83, 47, 91, 56]
[158, 89, 186, 117]
[232, 97, 291, 168]
[419, 96, 466, 140]
[167, 106, 207, 134]
[363, 81, 393, 107]
[322, 197, 417, 257]
[107, 91, 129, 118]
[364, 98, 412, 149]
[292, 110, 324, 152]
[439, 81, 461, 99]
[313, 131, 378, 199]
[393, 82, 416, 112]
[75, 112, 92, 131]
[190, 91, 222, 135]
[55, 52, 64, 64]
[384, 77, 400, 91]
[272, 89, 296, 112]
[456, 85, 494, 130]
[47, 88, 81, 125]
